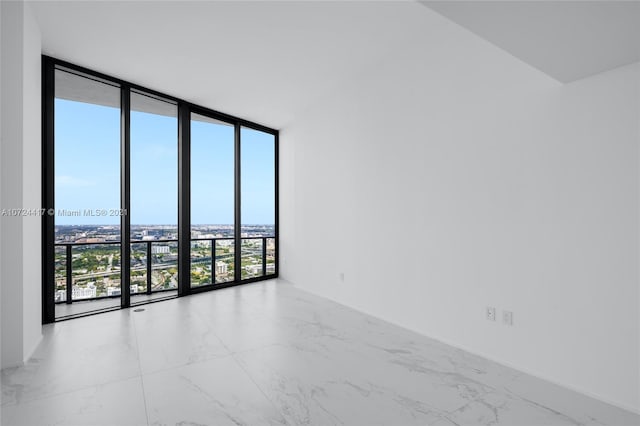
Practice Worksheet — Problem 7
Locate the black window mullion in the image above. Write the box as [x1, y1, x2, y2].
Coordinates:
[121, 86, 131, 308]
[274, 132, 279, 277]
[234, 123, 242, 282]
[178, 102, 191, 296]
[211, 239, 216, 285]
[42, 57, 56, 323]
[147, 242, 152, 295]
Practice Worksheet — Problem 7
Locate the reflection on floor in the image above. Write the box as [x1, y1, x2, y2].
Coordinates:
[54, 290, 177, 319]
[2, 280, 638, 425]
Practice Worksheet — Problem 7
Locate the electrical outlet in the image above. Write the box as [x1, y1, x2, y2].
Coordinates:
[486, 307, 496, 321]
[503, 310, 513, 326]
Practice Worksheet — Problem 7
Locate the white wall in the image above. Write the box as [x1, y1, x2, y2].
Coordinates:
[280, 9, 640, 413]
[0, 0, 4, 372]
[22, 0, 42, 362]
[1, 0, 42, 369]
[1, 0, 26, 369]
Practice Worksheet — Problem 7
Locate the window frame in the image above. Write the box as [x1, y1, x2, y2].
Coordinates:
[42, 56, 279, 323]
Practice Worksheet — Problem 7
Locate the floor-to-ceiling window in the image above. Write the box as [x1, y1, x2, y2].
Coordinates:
[43, 57, 278, 322]
[240, 127, 277, 279]
[52, 67, 122, 318]
[190, 114, 235, 288]
[130, 90, 179, 304]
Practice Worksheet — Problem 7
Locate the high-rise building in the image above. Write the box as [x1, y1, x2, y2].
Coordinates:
[215, 261, 228, 275]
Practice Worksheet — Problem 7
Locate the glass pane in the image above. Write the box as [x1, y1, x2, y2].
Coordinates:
[131, 241, 178, 306]
[54, 68, 121, 318]
[54, 246, 67, 302]
[191, 240, 212, 287]
[215, 239, 234, 284]
[130, 243, 148, 293]
[240, 127, 275, 239]
[241, 238, 263, 279]
[151, 241, 178, 292]
[71, 244, 121, 298]
[130, 91, 178, 302]
[191, 113, 235, 287]
[266, 237, 276, 275]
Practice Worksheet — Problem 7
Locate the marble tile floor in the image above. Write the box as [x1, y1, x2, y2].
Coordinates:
[1, 280, 638, 426]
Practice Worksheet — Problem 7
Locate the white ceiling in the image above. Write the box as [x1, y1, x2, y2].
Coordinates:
[30, 0, 431, 129]
[422, 0, 640, 83]
[30, 1, 640, 129]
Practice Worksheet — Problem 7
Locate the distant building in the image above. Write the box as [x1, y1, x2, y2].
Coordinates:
[107, 285, 139, 296]
[193, 240, 209, 248]
[152, 245, 170, 254]
[85, 238, 105, 243]
[72, 286, 97, 299]
[245, 264, 262, 275]
[215, 261, 227, 275]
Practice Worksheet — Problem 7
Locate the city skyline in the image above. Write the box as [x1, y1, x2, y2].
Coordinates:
[55, 223, 274, 242]
[53, 223, 275, 307]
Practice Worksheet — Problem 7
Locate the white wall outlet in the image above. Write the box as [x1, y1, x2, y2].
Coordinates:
[339, 272, 345, 282]
[503, 310, 513, 326]
[486, 307, 496, 321]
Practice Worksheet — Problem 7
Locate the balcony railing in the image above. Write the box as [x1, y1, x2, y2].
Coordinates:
[54, 236, 276, 305]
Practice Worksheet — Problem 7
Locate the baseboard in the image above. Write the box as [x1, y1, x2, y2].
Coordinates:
[416, 331, 640, 416]
[0, 359, 23, 371]
[282, 279, 640, 416]
[22, 331, 42, 365]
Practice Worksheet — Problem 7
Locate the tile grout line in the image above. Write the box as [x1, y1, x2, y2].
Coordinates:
[197, 303, 292, 426]
[228, 346, 293, 426]
[134, 342, 282, 379]
[1, 372, 143, 408]
[1, 321, 141, 409]
[131, 313, 151, 426]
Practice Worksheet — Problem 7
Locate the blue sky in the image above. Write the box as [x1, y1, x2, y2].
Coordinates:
[55, 98, 275, 226]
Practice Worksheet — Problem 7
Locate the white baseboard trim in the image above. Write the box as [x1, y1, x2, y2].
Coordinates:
[281, 279, 640, 416]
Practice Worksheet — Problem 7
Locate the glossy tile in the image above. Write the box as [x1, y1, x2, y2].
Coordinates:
[497, 374, 640, 426]
[1, 377, 147, 426]
[132, 298, 230, 375]
[2, 280, 638, 426]
[142, 355, 287, 426]
[235, 343, 455, 426]
[2, 310, 140, 405]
